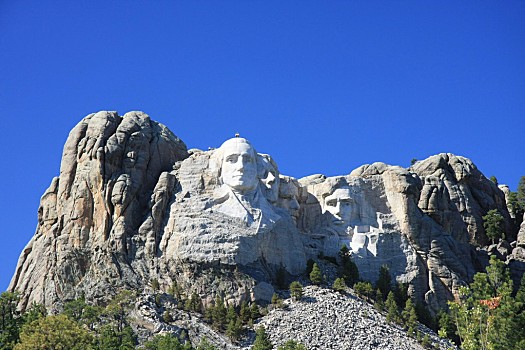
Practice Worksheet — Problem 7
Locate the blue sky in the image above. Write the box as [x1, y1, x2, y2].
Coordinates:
[1, 1, 524, 291]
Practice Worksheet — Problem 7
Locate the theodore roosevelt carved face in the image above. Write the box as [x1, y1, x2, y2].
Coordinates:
[219, 138, 258, 194]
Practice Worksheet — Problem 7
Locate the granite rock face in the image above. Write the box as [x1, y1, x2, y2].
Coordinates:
[10, 111, 189, 310]
[9, 112, 519, 317]
[296, 157, 501, 311]
[412, 154, 512, 244]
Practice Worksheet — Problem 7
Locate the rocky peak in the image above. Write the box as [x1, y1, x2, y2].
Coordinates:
[9, 111, 520, 319]
[10, 111, 188, 310]
[412, 152, 511, 245]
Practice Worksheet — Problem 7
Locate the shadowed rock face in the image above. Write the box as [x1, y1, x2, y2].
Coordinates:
[9, 112, 519, 314]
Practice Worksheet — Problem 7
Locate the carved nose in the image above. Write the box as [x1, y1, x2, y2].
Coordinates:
[290, 198, 300, 210]
[234, 159, 244, 171]
[266, 172, 276, 185]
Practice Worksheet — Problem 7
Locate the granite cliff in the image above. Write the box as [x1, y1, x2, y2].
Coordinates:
[9, 111, 522, 321]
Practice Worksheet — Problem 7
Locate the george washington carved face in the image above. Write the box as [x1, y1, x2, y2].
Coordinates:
[219, 138, 258, 194]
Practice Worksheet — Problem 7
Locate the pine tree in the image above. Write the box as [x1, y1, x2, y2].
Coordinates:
[0, 292, 22, 350]
[271, 293, 284, 308]
[375, 265, 392, 298]
[332, 278, 346, 293]
[144, 333, 185, 350]
[163, 310, 173, 323]
[386, 291, 401, 324]
[119, 325, 137, 350]
[402, 299, 418, 336]
[63, 297, 88, 322]
[21, 302, 47, 326]
[184, 297, 192, 311]
[212, 296, 227, 330]
[252, 326, 273, 350]
[338, 244, 359, 287]
[226, 316, 243, 342]
[338, 245, 350, 263]
[518, 176, 525, 209]
[189, 292, 201, 312]
[106, 290, 136, 333]
[421, 334, 431, 349]
[168, 280, 182, 300]
[393, 282, 409, 308]
[196, 338, 217, 350]
[15, 314, 93, 350]
[150, 278, 160, 292]
[353, 281, 373, 302]
[226, 305, 237, 324]
[507, 191, 523, 219]
[239, 301, 251, 324]
[437, 310, 458, 344]
[289, 281, 303, 302]
[374, 290, 384, 311]
[448, 255, 519, 350]
[250, 302, 260, 320]
[341, 259, 359, 287]
[309, 263, 323, 285]
[96, 325, 120, 350]
[483, 209, 505, 244]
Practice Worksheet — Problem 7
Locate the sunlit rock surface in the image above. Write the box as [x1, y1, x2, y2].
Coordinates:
[9, 111, 520, 316]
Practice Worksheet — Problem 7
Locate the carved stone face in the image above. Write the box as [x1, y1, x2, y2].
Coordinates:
[324, 188, 357, 231]
[220, 138, 258, 194]
[278, 178, 300, 222]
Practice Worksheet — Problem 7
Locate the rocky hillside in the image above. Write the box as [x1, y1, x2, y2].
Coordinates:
[7, 111, 524, 347]
[257, 286, 455, 350]
[127, 285, 456, 350]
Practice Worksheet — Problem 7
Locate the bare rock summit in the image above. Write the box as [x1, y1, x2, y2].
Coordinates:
[9, 111, 520, 320]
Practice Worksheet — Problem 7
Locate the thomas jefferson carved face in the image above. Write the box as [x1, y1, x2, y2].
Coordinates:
[278, 177, 300, 222]
[324, 188, 357, 230]
[220, 138, 258, 194]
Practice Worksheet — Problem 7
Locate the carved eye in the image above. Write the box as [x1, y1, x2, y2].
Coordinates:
[326, 200, 336, 207]
[341, 199, 352, 206]
[225, 155, 238, 163]
[242, 154, 254, 163]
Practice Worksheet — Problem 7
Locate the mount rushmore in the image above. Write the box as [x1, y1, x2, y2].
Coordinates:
[9, 111, 524, 317]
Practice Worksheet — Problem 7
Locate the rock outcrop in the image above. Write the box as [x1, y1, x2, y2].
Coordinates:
[10, 111, 188, 310]
[412, 154, 512, 245]
[9, 111, 521, 318]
